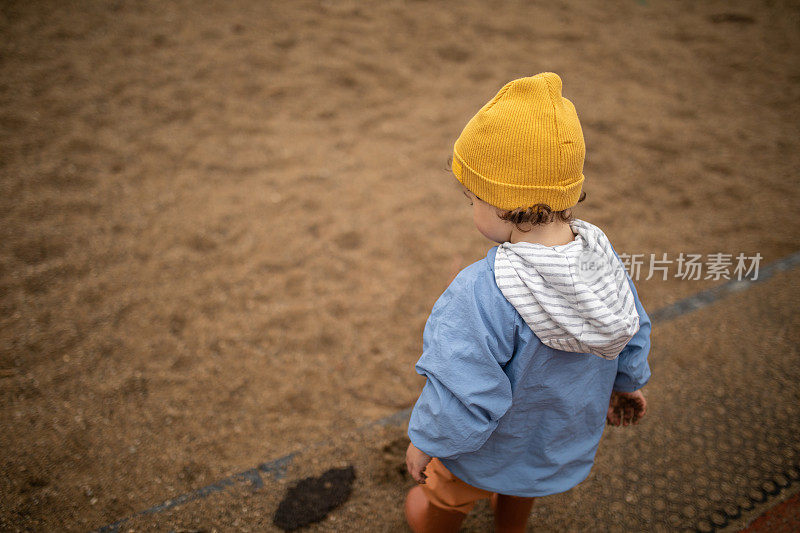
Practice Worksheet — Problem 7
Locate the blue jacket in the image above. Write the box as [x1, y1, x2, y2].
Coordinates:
[408, 246, 651, 497]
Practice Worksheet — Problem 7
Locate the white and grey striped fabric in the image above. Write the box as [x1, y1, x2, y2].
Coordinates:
[494, 219, 639, 360]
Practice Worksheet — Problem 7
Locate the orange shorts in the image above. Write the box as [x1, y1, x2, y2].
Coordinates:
[420, 458, 495, 513]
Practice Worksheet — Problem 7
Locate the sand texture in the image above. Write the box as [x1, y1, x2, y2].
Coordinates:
[1, 0, 799, 530]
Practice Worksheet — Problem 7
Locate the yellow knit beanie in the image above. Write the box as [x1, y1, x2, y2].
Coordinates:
[452, 72, 585, 211]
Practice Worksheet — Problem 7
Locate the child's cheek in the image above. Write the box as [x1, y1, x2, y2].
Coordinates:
[474, 210, 509, 244]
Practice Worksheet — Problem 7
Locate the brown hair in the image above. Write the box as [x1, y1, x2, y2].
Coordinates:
[445, 156, 587, 232]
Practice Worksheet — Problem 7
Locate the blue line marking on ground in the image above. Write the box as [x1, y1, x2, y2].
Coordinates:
[649, 250, 800, 322]
[95, 453, 296, 532]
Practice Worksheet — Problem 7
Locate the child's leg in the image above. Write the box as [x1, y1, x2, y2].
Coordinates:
[490, 493, 536, 533]
[404, 458, 491, 532]
[405, 485, 467, 533]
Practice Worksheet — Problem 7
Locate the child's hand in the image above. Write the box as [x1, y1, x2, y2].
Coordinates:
[405, 443, 433, 484]
[606, 390, 647, 426]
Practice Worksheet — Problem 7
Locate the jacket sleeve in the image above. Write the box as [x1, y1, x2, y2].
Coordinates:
[407, 269, 515, 459]
[613, 272, 652, 392]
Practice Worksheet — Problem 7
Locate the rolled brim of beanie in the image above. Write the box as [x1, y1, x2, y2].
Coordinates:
[452, 150, 584, 212]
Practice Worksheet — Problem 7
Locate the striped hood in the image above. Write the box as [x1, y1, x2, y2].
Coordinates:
[493, 219, 639, 360]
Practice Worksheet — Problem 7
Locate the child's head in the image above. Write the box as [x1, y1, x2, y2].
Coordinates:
[450, 73, 586, 240]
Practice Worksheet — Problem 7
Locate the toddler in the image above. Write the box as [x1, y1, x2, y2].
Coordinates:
[404, 73, 651, 532]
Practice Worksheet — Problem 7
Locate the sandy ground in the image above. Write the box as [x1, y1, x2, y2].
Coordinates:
[79, 266, 800, 532]
[1, 0, 799, 530]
